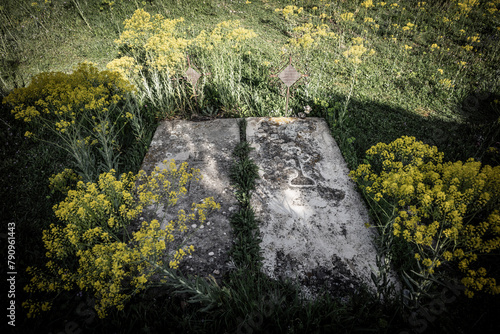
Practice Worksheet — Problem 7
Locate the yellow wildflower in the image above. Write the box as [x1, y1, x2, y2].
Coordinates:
[361, 0, 375, 8]
[340, 12, 355, 22]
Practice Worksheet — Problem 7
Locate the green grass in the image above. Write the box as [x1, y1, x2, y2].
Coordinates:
[2, 0, 500, 333]
[229, 119, 262, 270]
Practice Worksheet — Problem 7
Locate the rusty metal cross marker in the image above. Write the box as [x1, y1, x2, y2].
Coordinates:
[185, 55, 202, 88]
[271, 56, 306, 115]
[184, 54, 212, 109]
[185, 67, 201, 87]
[278, 63, 302, 87]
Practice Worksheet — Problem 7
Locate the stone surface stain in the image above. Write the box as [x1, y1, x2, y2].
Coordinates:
[247, 117, 390, 299]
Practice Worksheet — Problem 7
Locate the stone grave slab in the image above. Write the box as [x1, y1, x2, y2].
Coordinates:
[246, 117, 382, 297]
[140, 119, 240, 279]
[140, 117, 396, 298]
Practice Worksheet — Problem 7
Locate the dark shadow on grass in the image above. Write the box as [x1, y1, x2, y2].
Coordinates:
[0, 57, 26, 91]
[296, 89, 500, 169]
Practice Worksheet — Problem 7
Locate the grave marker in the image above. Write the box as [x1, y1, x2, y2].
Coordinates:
[185, 55, 202, 88]
[271, 56, 307, 115]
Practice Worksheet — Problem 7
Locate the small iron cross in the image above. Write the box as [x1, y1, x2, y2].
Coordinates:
[184, 55, 212, 109]
[271, 56, 308, 115]
[185, 55, 202, 88]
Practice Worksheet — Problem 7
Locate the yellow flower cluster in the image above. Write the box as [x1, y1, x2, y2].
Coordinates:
[361, 0, 375, 8]
[486, 1, 499, 14]
[23, 161, 220, 318]
[340, 12, 355, 22]
[288, 23, 337, 49]
[439, 78, 455, 89]
[2, 62, 137, 182]
[454, 0, 480, 18]
[363, 16, 380, 30]
[53, 170, 139, 231]
[76, 241, 140, 317]
[439, 0, 486, 21]
[467, 34, 481, 43]
[462, 44, 474, 52]
[113, 9, 189, 73]
[49, 168, 82, 195]
[275, 5, 303, 20]
[22, 299, 52, 319]
[343, 37, 370, 65]
[110, 9, 257, 78]
[169, 245, 195, 269]
[193, 20, 257, 52]
[136, 160, 201, 207]
[350, 136, 500, 297]
[402, 22, 416, 31]
[107, 56, 143, 81]
[3, 62, 134, 124]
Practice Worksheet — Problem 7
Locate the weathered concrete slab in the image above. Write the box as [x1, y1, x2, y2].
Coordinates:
[247, 117, 380, 297]
[140, 119, 240, 279]
[140, 117, 395, 298]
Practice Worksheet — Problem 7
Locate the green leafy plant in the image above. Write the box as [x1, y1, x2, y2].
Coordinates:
[229, 119, 261, 269]
[2, 62, 138, 182]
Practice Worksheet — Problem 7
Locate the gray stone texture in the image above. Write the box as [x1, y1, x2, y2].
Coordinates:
[140, 117, 390, 297]
[247, 117, 379, 297]
[140, 119, 240, 279]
